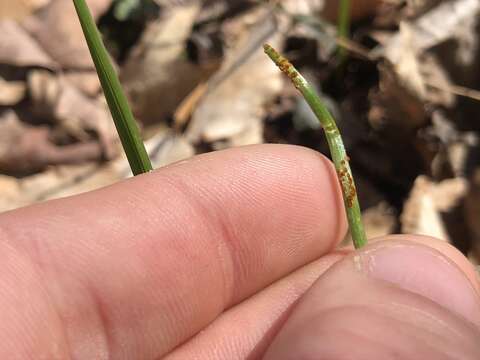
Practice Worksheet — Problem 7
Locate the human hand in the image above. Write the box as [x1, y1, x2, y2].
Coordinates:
[0, 145, 478, 359]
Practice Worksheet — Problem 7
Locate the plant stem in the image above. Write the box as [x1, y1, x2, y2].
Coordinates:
[337, 0, 350, 62]
[73, 0, 153, 175]
[264, 44, 367, 249]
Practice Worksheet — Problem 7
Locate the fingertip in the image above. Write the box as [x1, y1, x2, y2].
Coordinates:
[357, 236, 480, 326]
[264, 236, 480, 360]
[368, 235, 480, 297]
[154, 144, 348, 250]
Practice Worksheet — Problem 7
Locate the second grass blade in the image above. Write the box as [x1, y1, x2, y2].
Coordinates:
[264, 44, 367, 249]
[338, 0, 351, 62]
[73, 0, 153, 175]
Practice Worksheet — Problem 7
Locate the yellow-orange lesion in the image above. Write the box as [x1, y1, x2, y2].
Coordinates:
[337, 159, 357, 208]
[264, 44, 302, 90]
[277, 57, 299, 82]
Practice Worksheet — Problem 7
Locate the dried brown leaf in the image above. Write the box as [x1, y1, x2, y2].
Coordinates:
[63, 71, 101, 97]
[0, 20, 57, 69]
[0, 110, 105, 173]
[0, 77, 26, 105]
[122, 3, 205, 123]
[401, 175, 467, 241]
[22, 0, 113, 69]
[187, 8, 282, 147]
[377, 0, 480, 62]
[28, 70, 119, 158]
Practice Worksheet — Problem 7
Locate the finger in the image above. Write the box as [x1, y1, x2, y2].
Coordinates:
[166, 235, 480, 360]
[368, 234, 480, 294]
[341, 235, 480, 295]
[0, 144, 346, 359]
[264, 236, 480, 360]
[165, 252, 348, 360]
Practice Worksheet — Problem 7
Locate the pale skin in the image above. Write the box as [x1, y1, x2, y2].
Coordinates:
[0, 144, 479, 359]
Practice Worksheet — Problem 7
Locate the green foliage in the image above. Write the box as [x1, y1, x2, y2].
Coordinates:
[338, 0, 351, 61]
[112, 0, 158, 21]
[73, 0, 153, 175]
[264, 44, 367, 249]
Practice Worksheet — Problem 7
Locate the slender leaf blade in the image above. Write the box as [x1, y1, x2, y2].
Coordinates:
[264, 44, 367, 249]
[338, 0, 351, 61]
[73, 0, 153, 175]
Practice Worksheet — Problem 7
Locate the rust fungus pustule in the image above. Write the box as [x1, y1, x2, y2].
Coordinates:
[277, 57, 298, 80]
[264, 44, 301, 89]
[337, 161, 357, 208]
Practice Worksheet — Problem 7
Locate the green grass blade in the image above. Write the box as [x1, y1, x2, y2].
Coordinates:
[73, 0, 153, 175]
[264, 44, 367, 249]
[337, 0, 350, 62]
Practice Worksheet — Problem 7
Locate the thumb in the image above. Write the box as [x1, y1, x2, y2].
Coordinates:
[264, 236, 480, 359]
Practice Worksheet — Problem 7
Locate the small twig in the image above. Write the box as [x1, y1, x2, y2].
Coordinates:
[264, 44, 367, 249]
[173, 82, 208, 129]
[335, 36, 376, 61]
[177, 5, 277, 127]
[337, 40, 480, 103]
[424, 79, 480, 103]
[281, 8, 372, 62]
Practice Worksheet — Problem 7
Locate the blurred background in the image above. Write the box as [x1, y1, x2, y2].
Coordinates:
[1, 0, 480, 264]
